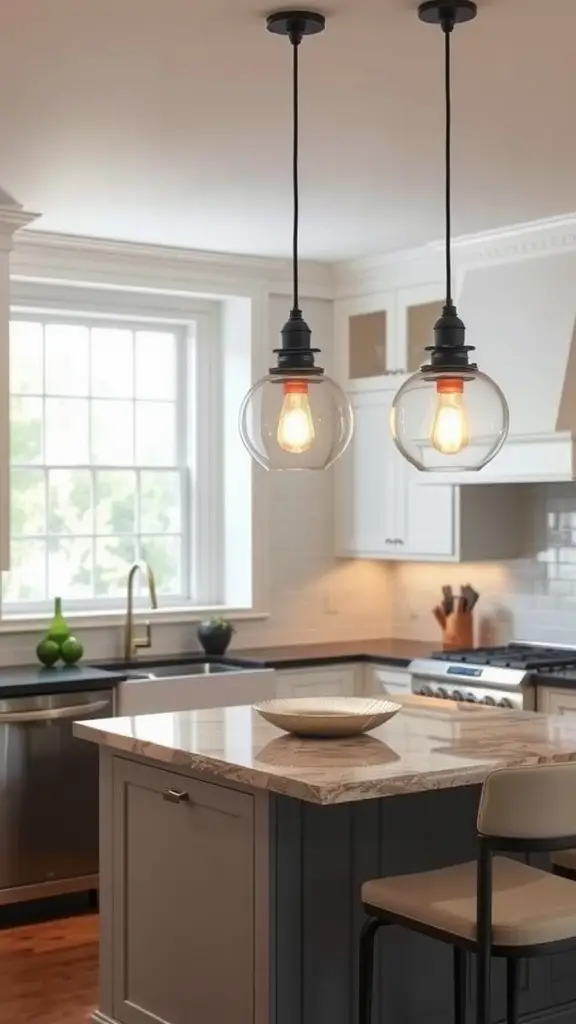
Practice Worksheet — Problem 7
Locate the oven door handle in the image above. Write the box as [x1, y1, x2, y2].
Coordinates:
[0, 699, 111, 723]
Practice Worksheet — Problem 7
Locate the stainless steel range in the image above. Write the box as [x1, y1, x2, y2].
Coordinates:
[408, 643, 576, 711]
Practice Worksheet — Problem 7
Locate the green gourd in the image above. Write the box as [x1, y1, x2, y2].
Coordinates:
[36, 638, 60, 667]
[60, 636, 84, 666]
[46, 597, 70, 647]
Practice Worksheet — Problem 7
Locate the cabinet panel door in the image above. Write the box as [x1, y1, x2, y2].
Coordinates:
[112, 759, 254, 1024]
[401, 480, 456, 558]
[395, 283, 445, 374]
[537, 687, 576, 716]
[334, 292, 400, 384]
[371, 667, 412, 695]
[336, 389, 397, 557]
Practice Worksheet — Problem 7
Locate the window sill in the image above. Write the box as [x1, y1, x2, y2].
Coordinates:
[0, 607, 270, 634]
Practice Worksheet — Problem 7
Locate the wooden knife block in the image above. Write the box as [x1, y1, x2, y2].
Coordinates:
[441, 609, 474, 650]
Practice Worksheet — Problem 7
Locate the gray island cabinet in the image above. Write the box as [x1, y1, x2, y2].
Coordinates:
[75, 697, 576, 1024]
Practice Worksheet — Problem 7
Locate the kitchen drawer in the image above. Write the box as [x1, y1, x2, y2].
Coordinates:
[537, 687, 576, 716]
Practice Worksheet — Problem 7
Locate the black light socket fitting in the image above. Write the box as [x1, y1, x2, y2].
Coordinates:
[418, 0, 477, 27]
[421, 304, 477, 373]
[270, 310, 323, 376]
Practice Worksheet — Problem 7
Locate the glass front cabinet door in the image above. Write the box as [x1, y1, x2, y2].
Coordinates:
[336, 284, 445, 387]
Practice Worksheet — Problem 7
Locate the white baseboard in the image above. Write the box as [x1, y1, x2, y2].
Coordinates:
[91, 1011, 118, 1024]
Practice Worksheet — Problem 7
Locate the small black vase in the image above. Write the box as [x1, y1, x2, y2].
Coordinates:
[197, 623, 233, 657]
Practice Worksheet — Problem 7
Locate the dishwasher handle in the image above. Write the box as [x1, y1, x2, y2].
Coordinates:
[0, 699, 111, 723]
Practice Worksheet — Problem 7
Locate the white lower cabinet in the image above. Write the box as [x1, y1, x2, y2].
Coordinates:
[335, 379, 523, 563]
[537, 687, 576, 717]
[369, 666, 412, 696]
[276, 665, 360, 699]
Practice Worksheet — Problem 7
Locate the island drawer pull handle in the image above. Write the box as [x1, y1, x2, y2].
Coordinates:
[163, 789, 190, 804]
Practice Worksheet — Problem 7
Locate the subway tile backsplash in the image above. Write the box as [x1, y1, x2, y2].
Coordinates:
[392, 484, 576, 647]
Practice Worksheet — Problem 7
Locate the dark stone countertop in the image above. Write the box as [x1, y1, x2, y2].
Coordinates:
[225, 637, 439, 669]
[0, 664, 128, 700]
[533, 670, 576, 690]
[0, 638, 437, 700]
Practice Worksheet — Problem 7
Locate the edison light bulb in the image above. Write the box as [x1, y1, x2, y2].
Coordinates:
[276, 380, 315, 454]
[430, 378, 469, 455]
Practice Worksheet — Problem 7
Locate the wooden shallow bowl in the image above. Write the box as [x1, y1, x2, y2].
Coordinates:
[253, 696, 402, 738]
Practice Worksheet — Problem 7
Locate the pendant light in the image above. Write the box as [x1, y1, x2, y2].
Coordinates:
[391, 0, 509, 472]
[239, 11, 354, 471]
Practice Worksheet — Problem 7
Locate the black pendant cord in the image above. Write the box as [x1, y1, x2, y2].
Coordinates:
[266, 10, 325, 373]
[443, 17, 453, 309]
[417, 0, 478, 373]
[291, 30, 301, 315]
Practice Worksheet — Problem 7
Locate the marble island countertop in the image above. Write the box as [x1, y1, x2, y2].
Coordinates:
[74, 695, 576, 805]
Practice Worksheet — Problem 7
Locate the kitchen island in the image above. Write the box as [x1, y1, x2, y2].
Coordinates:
[76, 697, 576, 1024]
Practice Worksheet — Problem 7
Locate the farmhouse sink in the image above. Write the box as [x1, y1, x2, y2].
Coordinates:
[107, 659, 277, 717]
[123, 662, 240, 681]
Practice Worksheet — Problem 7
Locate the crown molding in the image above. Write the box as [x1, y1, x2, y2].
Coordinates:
[11, 229, 333, 300]
[331, 244, 445, 298]
[332, 214, 576, 298]
[0, 206, 39, 251]
[12, 213, 576, 303]
[447, 214, 576, 269]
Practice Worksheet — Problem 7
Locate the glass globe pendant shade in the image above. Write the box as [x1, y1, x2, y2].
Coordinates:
[239, 372, 353, 471]
[391, 368, 509, 472]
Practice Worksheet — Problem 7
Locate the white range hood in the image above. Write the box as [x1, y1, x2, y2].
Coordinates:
[420, 249, 576, 484]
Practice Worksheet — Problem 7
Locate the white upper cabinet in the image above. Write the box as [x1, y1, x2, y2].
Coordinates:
[335, 378, 523, 563]
[334, 282, 524, 562]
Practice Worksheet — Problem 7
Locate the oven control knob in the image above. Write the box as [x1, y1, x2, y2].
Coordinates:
[498, 698, 514, 709]
[452, 691, 463, 702]
[437, 687, 449, 700]
[418, 685, 433, 696]
[465, 693, 477, 703]
[482, 696, 496, 706]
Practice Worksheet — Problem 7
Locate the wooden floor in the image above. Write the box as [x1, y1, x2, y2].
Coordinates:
[0, 913, 98, 1024]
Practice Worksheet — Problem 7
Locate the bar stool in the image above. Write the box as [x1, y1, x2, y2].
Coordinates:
[551, 848, 576, 879]
[359, 763, 576, 1024]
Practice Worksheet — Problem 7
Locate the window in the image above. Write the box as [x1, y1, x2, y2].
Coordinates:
[4, 313, 197, 612]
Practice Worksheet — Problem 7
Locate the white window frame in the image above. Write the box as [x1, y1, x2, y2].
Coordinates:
[3, 283, 225, 620]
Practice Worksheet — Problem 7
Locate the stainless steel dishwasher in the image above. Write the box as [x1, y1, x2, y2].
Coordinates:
[0, 688, 114, 905]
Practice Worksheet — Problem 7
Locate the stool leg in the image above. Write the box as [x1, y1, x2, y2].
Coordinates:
[454, 947, 467, 1024]
[506, 958, 519, 1024]
[359, 918, 380, 1024]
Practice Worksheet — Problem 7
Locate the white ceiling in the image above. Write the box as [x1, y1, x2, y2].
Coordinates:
[1, 0, 575, 260]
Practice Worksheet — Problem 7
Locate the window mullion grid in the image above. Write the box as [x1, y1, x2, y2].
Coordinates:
[132, 332, 139, 595]
[88, 330, 96, 601]
[136, 466, 142, 596]
[176, 328, 191, 601]
[42, 322, 48, 603]
[7, 314, 204, 614]
[44, 467, 49, 601]
[90, 467, 97, 601]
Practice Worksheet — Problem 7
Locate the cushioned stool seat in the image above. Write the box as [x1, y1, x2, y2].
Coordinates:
[551, 848, 576, 875]
[362, 856, 576, 947]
